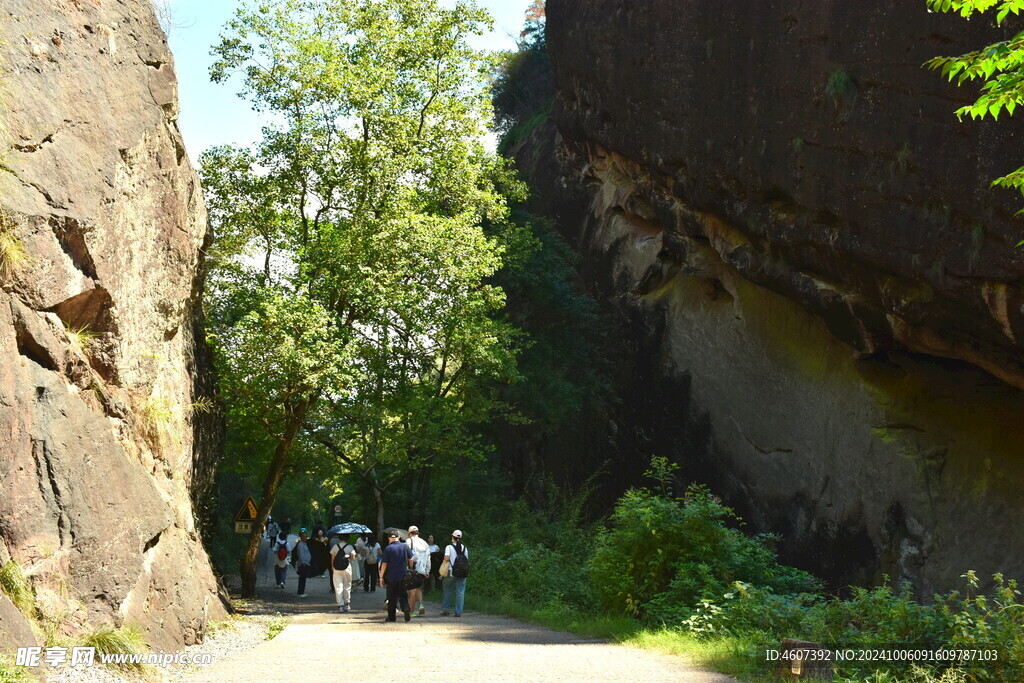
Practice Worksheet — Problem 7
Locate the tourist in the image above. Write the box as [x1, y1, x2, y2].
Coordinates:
[354, 534, 367, 587]
[363, 534, 381, 593]
[405, 526, 430, 616]
[266, 516, 280, 545]
[273, 532, 289, 589]
[350, 534, 364, 585]
[293, 530, 312, 597]
[440, 530, 469, 617]
[327, 532, 342, 593]
[310, 528, 329, 577]
[379, 531, 413, 622]
[330, 536, 357, 613]
[426, 534, 441, 591]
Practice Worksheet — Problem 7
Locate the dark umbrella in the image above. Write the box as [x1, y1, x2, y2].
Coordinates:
[327, 522, 372, 536]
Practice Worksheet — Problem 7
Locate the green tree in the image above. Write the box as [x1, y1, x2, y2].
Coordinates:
[203, 0, 520, 596]
[925, 0, 1024, 200]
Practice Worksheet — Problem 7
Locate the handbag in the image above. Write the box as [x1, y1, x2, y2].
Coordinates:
[439, 559, 449, 578]
[403, 571, 424, 590]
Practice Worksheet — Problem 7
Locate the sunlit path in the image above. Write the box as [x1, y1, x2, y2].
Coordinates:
[186, 569, 733, 683]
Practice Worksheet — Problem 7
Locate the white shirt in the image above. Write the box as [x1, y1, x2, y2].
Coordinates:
[330, 543, 356, 571]
[406, 536, 431, 574]
[444, 542, 469, 566]
[364, 543, 381, 564]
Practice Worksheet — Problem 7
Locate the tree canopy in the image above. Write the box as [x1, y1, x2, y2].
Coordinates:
[201, 0, 524, 595]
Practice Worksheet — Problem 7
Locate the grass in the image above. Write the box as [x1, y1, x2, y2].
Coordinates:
[188, 395, 215, 416]
[0, 654, 35, 682]
[826, 69, 856, 100]
[138, 394, 181, 447]
[463, 590, 775, 681]
[498, 99, 553, 156]
[64, 323, 98, 353]
[79, 624, 151, 674]
[205, 614, 242, 638]
[0, 560, 35, 616]
[0, 221, 28, 279]
[265, 613, 287, 640]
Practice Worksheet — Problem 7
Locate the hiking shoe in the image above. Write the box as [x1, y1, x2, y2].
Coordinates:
[439, 610, 450, 616]
[342, 605, 350, 613]
[339, 605, 345, 613]
[418, 606, 426, 615]
[404, 611, 411, 622]
[454, 613, 461, 617]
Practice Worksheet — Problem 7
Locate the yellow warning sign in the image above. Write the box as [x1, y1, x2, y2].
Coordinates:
[234, 496, 258, 523]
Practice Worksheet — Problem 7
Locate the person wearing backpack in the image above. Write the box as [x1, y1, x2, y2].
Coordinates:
[439, 529, 469, 617]
[293, 530, 312, 597]
[273, 532, 289, 589]
[330, 535, 357, 613]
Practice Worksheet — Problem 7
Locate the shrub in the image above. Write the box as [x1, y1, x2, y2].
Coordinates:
[589, 486, 819, 622]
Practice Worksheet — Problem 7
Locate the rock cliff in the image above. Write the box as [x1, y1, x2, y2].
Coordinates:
[0, 0, 225, 652]
[544, 0, 1024, 592]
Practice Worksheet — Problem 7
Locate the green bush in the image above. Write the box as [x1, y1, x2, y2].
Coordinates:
[589, 486, 819, 622]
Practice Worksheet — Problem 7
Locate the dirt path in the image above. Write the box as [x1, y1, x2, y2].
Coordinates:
[184, 561, 735, 683]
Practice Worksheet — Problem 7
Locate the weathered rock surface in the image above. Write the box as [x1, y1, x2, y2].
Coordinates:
[0, 0, 225, 651]
[544, 0, 1024, 592]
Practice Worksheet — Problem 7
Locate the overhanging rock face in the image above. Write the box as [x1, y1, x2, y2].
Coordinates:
[0, 0, 225, 650]
[546, 0, 1024, 593]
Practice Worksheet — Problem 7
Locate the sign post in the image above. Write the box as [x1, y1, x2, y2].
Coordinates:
[234, 496, 259, 534]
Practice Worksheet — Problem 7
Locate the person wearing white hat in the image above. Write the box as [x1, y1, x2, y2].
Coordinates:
[405, 526, 431, 616]
[440, 530, 469, 617]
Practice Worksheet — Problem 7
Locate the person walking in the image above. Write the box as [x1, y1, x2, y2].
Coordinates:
[293, 530, 312, 597]
[350, 535, 364, 585]
[440, 530, 469, 617]
[330, 536, 357, 613]
[310, 529, 329, 577]
[405, 526, 431, 616]
[379, 531, 413, 622]
[363, 534, 381, 592]
[273, 532, 289, 589]
[426, 534, 441, 592]
[327, 533, 342, 593]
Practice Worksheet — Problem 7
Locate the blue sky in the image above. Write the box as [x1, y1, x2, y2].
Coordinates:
[165, 0, 534, 162]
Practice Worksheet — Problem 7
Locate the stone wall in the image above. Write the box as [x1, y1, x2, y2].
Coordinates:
[545, 0, 1024, 593]
[0, 0, 225, 651]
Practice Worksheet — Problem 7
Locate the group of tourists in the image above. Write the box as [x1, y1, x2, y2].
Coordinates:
[267, 521, 470, 621]
[377, 527, 470, 621]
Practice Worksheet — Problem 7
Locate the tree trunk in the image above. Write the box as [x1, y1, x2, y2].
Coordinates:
[240, 398, 311, 597]
[417, 467, 431, 521]
[373, 480, 385, 543]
